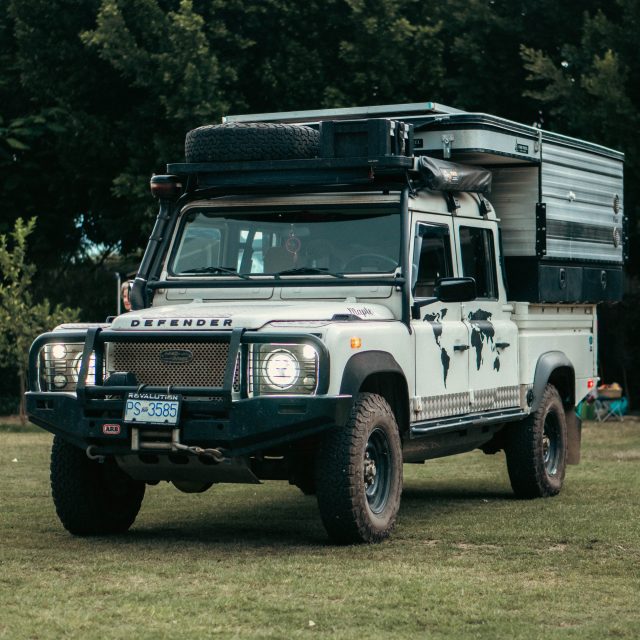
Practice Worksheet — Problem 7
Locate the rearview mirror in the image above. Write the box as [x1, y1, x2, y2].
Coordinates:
[435, 277, 477, 302]
[411, 277, 477, 319]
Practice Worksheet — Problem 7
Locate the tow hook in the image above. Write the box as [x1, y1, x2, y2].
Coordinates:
[86, 446, 105, 463]
[172, 442, 227, 463]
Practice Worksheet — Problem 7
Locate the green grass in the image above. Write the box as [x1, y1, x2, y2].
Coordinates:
[1, 419, 639, 639]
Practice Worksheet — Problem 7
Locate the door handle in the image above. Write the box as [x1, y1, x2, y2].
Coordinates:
[496, 342, 510, 349]
[454, 344, 470, 352]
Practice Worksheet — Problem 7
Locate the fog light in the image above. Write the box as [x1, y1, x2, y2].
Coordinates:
[53, 374, 67, 389]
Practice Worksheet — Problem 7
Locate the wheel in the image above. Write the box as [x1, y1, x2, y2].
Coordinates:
[50, 436, 145, 535]
[342, 253, 398, 273]
[315, 393, 403, 544]
[185, 122, 320, 163]
[505, 384, 568, 498]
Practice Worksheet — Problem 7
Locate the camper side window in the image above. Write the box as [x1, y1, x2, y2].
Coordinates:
[459, 226, 497, 299]
[413, 224, 453, 298]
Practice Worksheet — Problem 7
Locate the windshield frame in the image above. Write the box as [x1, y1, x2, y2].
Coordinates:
[164, 200, 404, 284]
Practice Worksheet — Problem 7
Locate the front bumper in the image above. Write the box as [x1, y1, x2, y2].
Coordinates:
[26, 326, 351, 456]
[25, 391, 351, 456]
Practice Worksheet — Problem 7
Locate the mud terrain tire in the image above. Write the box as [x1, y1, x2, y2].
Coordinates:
[316, 392, 403, 544]
[185, 122, 320, 163]
[505, 384, 568, 498]
[50, 436, 145, 535]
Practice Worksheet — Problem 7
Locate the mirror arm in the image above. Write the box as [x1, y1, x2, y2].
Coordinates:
[411, 297, 438, 320]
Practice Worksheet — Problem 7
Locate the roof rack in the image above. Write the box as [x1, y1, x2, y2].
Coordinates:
[223, 101, 464, 124]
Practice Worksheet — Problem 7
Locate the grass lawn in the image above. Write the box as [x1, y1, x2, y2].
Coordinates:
[1, 417, 639, 639]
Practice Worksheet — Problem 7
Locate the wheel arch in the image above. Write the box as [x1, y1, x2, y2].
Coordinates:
[340, 351, 410, 437]
[532, 351, 575, 411]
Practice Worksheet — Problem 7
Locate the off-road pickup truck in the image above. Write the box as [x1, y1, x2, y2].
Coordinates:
[26, 102, 624, 543]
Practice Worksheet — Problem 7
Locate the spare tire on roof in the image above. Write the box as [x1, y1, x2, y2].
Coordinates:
[185, 122, 320, 163]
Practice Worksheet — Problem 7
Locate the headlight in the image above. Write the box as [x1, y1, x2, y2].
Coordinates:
[250, 342, 319, 396]
[38, 342, 96, 392]
[263, 349, 300, 390]
[72, 352, 96, 385]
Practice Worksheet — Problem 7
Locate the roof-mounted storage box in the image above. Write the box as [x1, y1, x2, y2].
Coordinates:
[413, 113, 625, 303]
[319, 119, 413, 159]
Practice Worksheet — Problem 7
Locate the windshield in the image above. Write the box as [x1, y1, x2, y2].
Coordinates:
[169, 206, 401, 277]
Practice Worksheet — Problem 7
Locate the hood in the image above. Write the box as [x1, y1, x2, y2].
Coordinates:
[110, 301, 394, 331]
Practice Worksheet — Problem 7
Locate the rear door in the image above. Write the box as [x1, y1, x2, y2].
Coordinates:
[454, 220, 520, 413]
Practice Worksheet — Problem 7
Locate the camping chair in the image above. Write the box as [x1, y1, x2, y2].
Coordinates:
[594, 386, 625, 422]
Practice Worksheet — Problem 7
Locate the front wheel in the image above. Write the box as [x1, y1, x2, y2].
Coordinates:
[505, 384, 568, 498]
[50, 436, 145, 535]
[315, 393, 403, 544]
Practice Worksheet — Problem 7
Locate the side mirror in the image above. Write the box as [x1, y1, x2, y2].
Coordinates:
[129, 278, 146, 311]
[435, 277, 477, 302]
[411, 277, 476, 319]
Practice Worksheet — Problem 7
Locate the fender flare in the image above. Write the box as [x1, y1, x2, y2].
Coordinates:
[531, 351, 575, 412]
[339, 350, 406, 398]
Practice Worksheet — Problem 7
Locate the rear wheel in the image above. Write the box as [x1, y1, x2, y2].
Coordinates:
[316, 393, 403, 544]
[505, 384, 568, 498]
[50, 436, 145, 535]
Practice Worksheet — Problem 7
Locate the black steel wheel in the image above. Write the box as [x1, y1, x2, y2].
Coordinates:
[315, 393, 403, 544]
[50, 436, 145, 535]
[185, 122, 320, 163]
[505, 384, 568, 498]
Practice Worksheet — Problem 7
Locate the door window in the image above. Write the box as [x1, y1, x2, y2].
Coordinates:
[413, 224, 453, 298]
[459, 227, 497, 299]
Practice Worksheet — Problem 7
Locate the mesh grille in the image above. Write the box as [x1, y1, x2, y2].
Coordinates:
[110, 342, 238, 389]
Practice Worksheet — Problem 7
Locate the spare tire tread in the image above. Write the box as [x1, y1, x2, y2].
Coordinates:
[185, 122, 320, 163]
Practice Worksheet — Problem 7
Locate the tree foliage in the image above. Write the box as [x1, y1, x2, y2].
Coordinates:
[0, 218, 79, 419]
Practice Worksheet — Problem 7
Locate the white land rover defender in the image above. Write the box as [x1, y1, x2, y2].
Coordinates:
[26, 102, 624, 543]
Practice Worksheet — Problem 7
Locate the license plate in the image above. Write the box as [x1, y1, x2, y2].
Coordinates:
[124, 393, 182, 425]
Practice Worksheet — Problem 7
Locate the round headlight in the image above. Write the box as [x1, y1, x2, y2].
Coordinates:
[73, 353, 96, 384]
[262, 349, 300, 390]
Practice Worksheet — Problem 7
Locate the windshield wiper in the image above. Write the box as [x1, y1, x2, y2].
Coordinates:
[274, 266, 345, 278]
[181, 266, 251, 280]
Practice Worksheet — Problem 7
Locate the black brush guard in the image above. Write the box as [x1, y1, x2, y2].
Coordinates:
[26, 327, 351, 457]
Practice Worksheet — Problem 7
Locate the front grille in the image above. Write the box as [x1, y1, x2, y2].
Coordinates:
[110, 341, 239, 389]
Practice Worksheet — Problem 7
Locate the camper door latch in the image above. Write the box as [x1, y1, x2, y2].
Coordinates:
[441, 134, 455, 159]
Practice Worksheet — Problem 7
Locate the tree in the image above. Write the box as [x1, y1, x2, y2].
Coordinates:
[0, 218, 79, 421]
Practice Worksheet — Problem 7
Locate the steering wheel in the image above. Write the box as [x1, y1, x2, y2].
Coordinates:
[342, 253, 398, 273]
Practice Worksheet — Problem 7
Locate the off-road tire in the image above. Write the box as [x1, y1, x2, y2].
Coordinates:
[316, 393, 403, 544]
[505, 384, 568, 498]
[185, 122, 320, 163]
[50, 436, 145, 535]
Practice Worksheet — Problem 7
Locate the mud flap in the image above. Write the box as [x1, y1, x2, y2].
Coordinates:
[566, 409, 582, 464]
